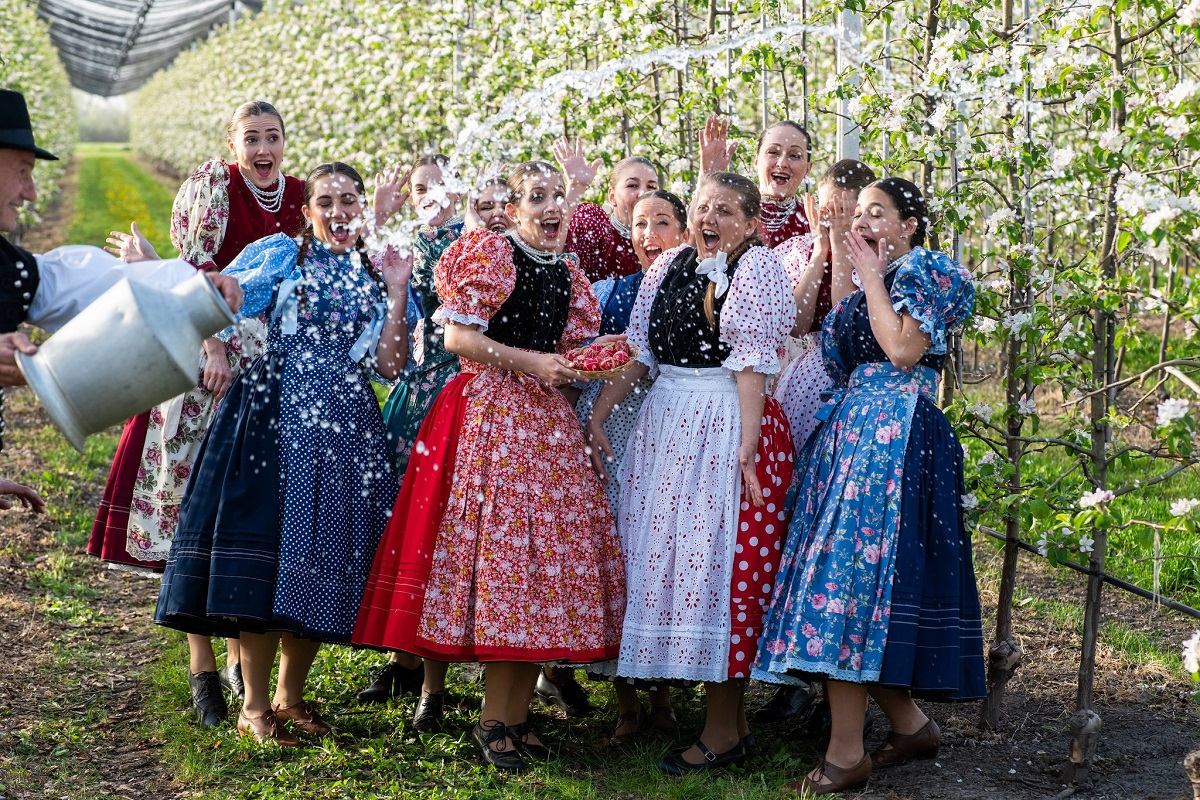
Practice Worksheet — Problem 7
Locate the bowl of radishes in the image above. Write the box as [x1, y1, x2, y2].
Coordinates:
[566, 340, 640, 379]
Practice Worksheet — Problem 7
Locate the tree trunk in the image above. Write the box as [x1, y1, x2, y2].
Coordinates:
[1067, 11, 1125, 787]
[979, 0, 1025, 731]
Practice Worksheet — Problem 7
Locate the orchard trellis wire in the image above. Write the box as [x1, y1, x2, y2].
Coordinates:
[11, 0, 1200, 790]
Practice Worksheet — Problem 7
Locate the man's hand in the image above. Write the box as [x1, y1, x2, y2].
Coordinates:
[104, 222, 160, 263]
[0, 478, 45, 513]
[0, 332, 37, 386]
[207, 274, 244, 313]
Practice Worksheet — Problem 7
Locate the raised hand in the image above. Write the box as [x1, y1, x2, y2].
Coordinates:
[698, 115, 738, 174]
[551, 136, 601, 200]
[844, 230, 888, 286]
[378, 244, 415, 293]
[825, 189, 856, 237]
[803, 194, 829, 259]
[104, 221, 159, 262]
[373, 164, 412, 229]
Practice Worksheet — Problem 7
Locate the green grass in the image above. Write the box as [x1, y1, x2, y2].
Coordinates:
[66, 141, 175, 257]
[140, 634, 822, 799]
[965, 328, 1200, 609]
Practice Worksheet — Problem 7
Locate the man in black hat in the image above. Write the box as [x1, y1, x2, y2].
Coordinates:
[0, 89, 242, 462]
[0, 90, 242, 378]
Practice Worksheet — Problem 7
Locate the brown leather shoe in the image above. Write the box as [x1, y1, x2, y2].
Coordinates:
[785, 754, 872, 795]
[237, 708, 301, 747]
[647, 705, 679, 735]
[275, 700, 333, 737]
[610, 708, 643, 744]
[871, 718, 940, 769]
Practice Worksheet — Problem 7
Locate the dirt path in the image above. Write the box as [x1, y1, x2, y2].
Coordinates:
[0, 390, 181, 800]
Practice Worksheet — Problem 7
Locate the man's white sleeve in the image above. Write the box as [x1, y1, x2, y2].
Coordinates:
[28, 246, 196, 333]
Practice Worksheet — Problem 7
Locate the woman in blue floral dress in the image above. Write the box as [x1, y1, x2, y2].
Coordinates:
[155, 162, 413, 747]
[754, 179, 984, 795]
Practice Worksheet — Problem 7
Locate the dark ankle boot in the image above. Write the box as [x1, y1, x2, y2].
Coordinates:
[413, 691, 445, 733]
[188, 670, 227, 727]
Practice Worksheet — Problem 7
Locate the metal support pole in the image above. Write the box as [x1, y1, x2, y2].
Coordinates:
[836, 7, 861, 160]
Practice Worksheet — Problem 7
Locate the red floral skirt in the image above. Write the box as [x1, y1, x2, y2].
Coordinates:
[353, 369, 625, 662]
[87, 413, 165, 571]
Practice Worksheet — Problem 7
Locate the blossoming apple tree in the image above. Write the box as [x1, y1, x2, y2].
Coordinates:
[129, 0, 1200, 784]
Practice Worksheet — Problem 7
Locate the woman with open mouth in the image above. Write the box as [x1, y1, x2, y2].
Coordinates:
[89, 101, 305, 729]
[353, 158, 625, 774]
[355, 153, 465, 730]
[574, 188, 692, 744]
[154, 162, 412, 748]
[754, 178, 984, 795]
[587, 171, 795, 776]
[565, 155, 660, 281]
[699, 114, 813, 248]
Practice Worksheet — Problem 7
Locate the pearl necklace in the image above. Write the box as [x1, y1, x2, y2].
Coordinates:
[760, 197, 797, 234]
[245, 172, 285, 214]
[608, 211, 631, 240]
[507, 232, 558, 265]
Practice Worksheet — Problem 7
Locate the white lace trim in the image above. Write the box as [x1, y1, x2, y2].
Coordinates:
[432, 307, 489, 332]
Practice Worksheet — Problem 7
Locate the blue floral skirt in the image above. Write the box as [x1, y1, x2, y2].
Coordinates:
[754, 363, 985, 700]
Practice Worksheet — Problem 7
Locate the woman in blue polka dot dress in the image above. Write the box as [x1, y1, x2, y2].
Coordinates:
[154, 163, 412, 746]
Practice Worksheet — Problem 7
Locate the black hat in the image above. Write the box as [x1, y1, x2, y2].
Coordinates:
[0, 89, 58, 161]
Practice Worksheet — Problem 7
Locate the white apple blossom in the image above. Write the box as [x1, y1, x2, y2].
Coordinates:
[974, 316, 998, 334]
[1184, 631, 1200, 675]
[1098, 130, 1126, 152]
[1078, 534, 1094, 554]
[1018, 397, 1037, 415]
[1079, 489, 1114, 508]
[1156, 398, 1190, 426]
[968, 402, 995, 423]
[1170, 499, 1200, 517]
[1003, 311, 1033, 335]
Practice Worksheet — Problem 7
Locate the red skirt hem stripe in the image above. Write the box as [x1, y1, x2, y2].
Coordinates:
[412, 639, 621, 664]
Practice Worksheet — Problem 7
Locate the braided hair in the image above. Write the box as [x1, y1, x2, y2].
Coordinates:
[296, 161, 381, 283]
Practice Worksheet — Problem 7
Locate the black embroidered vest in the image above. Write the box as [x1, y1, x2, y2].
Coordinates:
[487, 241, 571, 354]
[648, 247, 737, 368]
[0, 235, 38, 333]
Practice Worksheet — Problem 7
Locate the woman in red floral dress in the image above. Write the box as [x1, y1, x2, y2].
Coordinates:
[354, 160, 625, 772]
[564, 156, 659, 281]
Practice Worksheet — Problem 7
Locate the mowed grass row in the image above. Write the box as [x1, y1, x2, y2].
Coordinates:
[66, 142, 175, 257]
